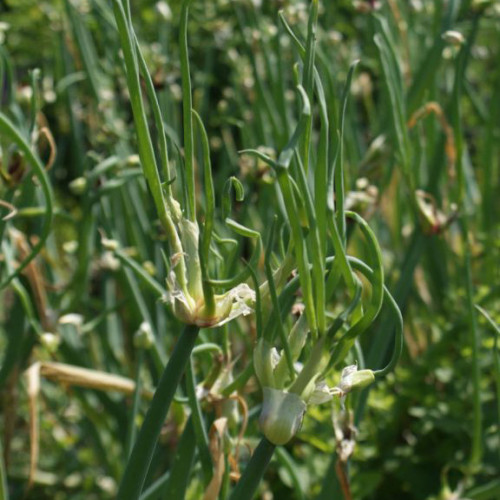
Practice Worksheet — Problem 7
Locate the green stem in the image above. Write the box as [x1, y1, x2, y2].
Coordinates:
[192, 109, 216, 315]
[161, 417, 197, 500]
[221, 363, 254, 398]
[288, 338, 325, 396]
[462, 217, 482, 467]
[185, 358, 213, 485]
[139, 471, 170, 500]
[264, 217, 294, 379]
[180, 0, 196, 221]
[276, 170, 317, 336]
[111, 0, 187, 293]
[0, 435, 8, 500]
[126, 348, 144, 458]
[346, 257, 403, 378]
[334, 62, 356, 245]
[229, 437, 276, 500]
[117, 324, 199, 500]
[329, 211, 385, 368]
[475, 305, 500, 463]
[111, 0, 172, 231]
[275, 447, 305, 500]
[299, 0, 318, 176]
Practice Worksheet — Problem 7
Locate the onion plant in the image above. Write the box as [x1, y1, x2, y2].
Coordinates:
[1, 0, 499, 499]
[111, 1, 257, 498]
[109, 0, 402, 498]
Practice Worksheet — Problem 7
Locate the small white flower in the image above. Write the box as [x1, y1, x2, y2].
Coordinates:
[442, 30, 465, 46]
[59, 314, 84, 327]
[308, 380, 339, 404]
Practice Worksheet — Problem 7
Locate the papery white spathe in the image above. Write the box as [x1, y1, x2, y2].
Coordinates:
[166, 277, 255, 328]
[259, 387, 307, 445]
[164, 217, 256, 327]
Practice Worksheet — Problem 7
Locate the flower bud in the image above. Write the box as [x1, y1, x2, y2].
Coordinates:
[259, 387, 306, 445]
[126, 154, 140, 166]
[415, 190, 454, 235]
[134, 322, 154, 349]
[442, 30, 465, 46]
[101, 237, 119, 251]
[59, 313, 84, 329]
[337, 365, 375, 395]
[155, 1, 172, 21]
[40, 332, 60, 353]
[69, 177, 88, 195]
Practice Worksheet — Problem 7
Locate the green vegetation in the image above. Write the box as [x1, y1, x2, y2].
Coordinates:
[0, 0, 499, 499]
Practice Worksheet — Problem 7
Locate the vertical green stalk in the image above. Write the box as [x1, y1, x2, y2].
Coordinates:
[185, 358, 212, 485]
[373, 15, 412, 194]
[335, 61, 358, 243]
[462, 219, 481, 467]
[117, 325, 199, 500]
[292, 154, 326, 335]
[111, 0, 183, 265]
[193, 109, 215, 315]
[328, 211, 384, 367]
[313, 70, 329, 269]
[126, 348, 144, 458]
[241, 86, 319, 337]
[299, 0, 318, 175]
[277, 12, 358, 308]
[277, 85, 317, 336]
[133, 34, 173, 198]
[451, 19, 482, 467]
[180, 0, 196, 221]
[275, 447, 305, 500]
[475, 306, 500, 463]
[0, 435, 7, 500]
[264, 217, 294, 378]
[228, 438, 276, 500]
[276, 169, 317, 336]
[278, 4, 325, 335]
[161, 417, 197, 499]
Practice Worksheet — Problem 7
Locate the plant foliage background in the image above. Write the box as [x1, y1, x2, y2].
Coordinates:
[0, 0, 499, 499]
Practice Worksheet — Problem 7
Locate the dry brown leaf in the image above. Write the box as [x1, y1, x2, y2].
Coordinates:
[203, 417, 228, 500]
[34, 125, 57, 171]
[39, 361, 152, 398]
[25, 362, 41, 490]
[23, 360, 152, 489]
